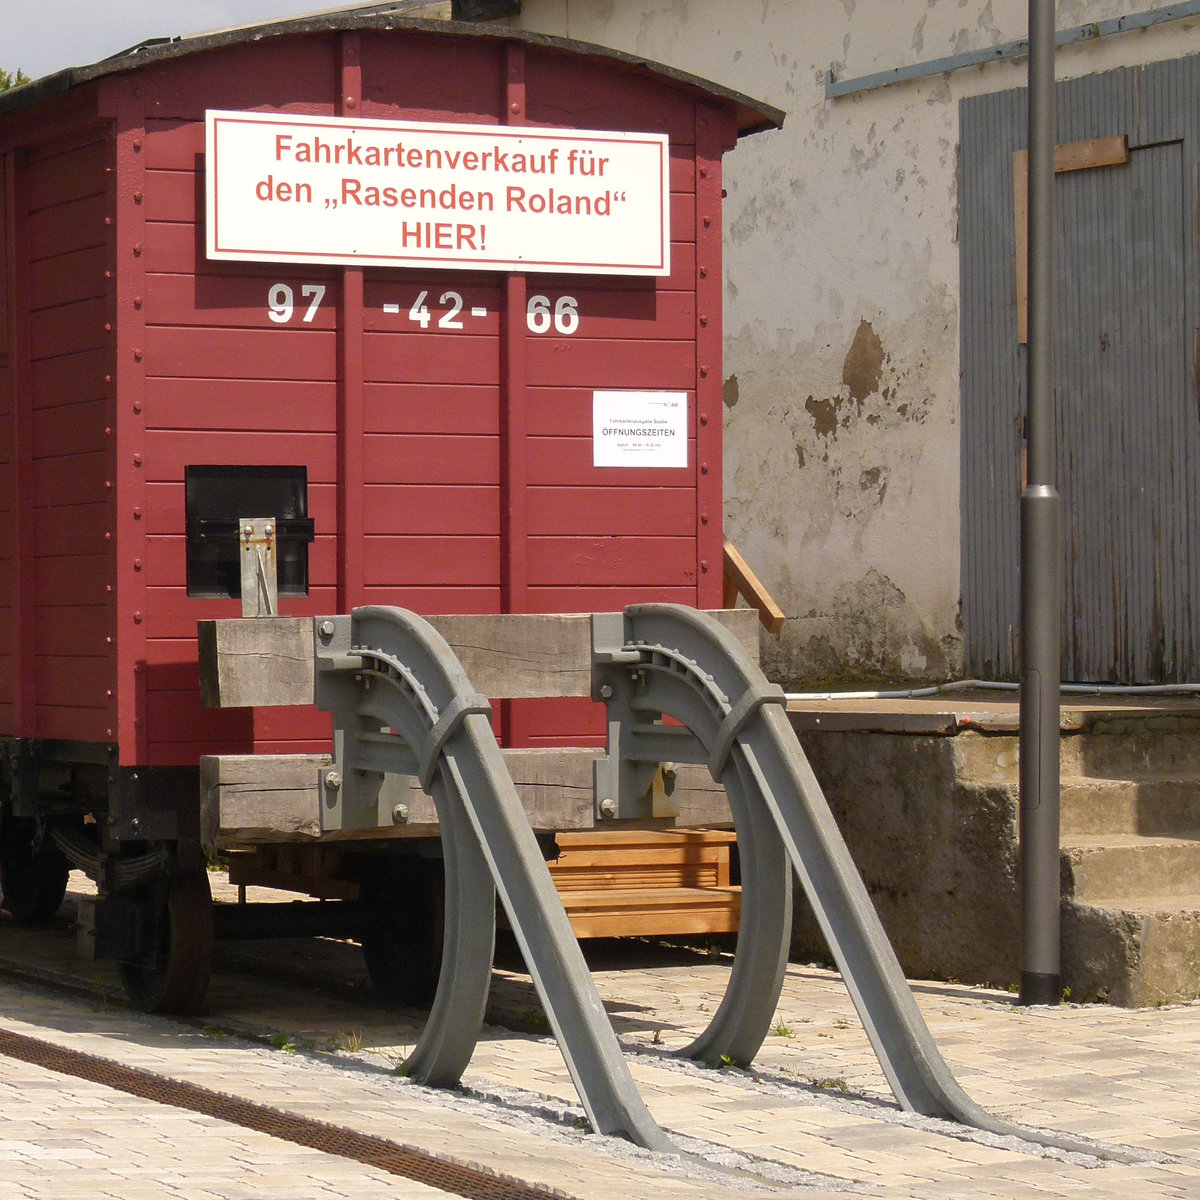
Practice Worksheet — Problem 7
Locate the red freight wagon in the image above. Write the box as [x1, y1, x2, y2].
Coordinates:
[0, 11, 780, 1011]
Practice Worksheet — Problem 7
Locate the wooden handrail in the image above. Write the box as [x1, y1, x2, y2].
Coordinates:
[722, 540, 786, 634]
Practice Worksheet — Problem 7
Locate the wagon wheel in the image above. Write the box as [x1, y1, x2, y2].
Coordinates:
[118, 870, 214, 1014]
[360, 856, 445, 1006]
[0, 804, 71, 924]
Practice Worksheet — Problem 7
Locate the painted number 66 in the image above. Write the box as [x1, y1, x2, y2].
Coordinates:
[526, 294, 579, 335]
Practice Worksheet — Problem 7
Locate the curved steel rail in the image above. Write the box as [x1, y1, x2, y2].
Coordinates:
[313, 606, 672, 1152]
[600, 603, 1142, 1159]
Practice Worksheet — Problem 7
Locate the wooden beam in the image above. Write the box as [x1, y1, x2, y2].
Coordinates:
[198, 609, 761, 710]
[722, 541, 786, 634]
[202, 749, 733, 846]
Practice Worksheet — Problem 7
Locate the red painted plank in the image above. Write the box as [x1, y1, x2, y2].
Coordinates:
[30, 351, 108, 410]
[519, 286, 695, 341]
[527, 486, 695, 536]
[526, 337, 694, 388]
[25, 194, 106, 261]
[145, 379, 336, 433]
[360, 585, 501, 613]
[145, 689, 255, 745]
[144, 118, 203, 170]
[145, 270, 340, 329]
[145, 167, 201, 224]
[32, 453, 109, 508]
[524, 386, 688, 437]
[144, 430, 338, 480]
[142, 480, 336, 536]
[526, 535, 698, 587]
[32, 554, 111, 600]
[32, 706, 110, 744]
[362, 535, 500, 586]
[141, 584, 340, 640]
[36, 655, 114, 707]
[31, 502, 110, 557]
[527, 584, 699, 610]
[363, 484, 500, 536]
[25, 137, 107, 208]
[253, 705, 331, 743]
[145, 327, 337, 381]
[29, 246, 107, 309]
[34, 606, 115, 657]
[363, 433, 498, 485]
[144, 533, 338, 587]
[360, 32, 502, 124]
[363, 331, 498, 385]
[145, 222, 200, 276]
[31, 399, 110, 457]
[140, 38, 338, 121]
[525, 435, 695, 487]
[364, 384, 498, 435]
[525, 49, 697, 141]
[363, 279, 501, 334]
[29, 298, 107, 360]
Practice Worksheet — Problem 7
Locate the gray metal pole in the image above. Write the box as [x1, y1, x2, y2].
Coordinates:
[1018, 0, 1062, 1007]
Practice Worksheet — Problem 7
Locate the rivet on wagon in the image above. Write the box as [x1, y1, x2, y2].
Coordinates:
[133, 559, 143, 571]
[132, 612, 143, 624]
[132, 507, 142, 520]
[699, 413, 709, 426]
[344, 95, 357, 109]
[133, 297, 143, 309]
[703, 216, 712, 227]
[700, 512, 710, 525]
[700, 365, 709, 377]
[133, 191, 143, 204]
[133, 349, 142, 361]
[700, 462, 709, 475]
[700, 560, 710, 573]
[391, 803, 409, 826]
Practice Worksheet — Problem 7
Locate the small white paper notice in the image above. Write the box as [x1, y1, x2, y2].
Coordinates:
[592, 391, 688, 468]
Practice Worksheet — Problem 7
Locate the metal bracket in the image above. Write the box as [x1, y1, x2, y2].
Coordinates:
[239, 517, 277, 617]
[590, 612, 704, 820]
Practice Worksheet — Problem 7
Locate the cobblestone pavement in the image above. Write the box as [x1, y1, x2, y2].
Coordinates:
[1, 879, 1198, 1199]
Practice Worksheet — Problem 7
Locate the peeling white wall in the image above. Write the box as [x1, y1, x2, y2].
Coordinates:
[513, 0, 1200, 686]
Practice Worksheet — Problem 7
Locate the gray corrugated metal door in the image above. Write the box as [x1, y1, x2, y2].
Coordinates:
[961, 56, 1199, 683]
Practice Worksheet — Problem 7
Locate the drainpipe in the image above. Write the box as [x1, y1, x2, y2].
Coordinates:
[1019, 0, 1062, 1007]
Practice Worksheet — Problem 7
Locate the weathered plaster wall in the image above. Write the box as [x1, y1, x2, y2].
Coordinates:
[515, 1, 1200, 687]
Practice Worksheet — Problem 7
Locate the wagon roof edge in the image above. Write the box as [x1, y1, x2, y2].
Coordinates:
[0, 7, 785, 136]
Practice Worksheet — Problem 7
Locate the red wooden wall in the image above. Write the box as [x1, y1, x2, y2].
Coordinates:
[1, 24, 737, 767]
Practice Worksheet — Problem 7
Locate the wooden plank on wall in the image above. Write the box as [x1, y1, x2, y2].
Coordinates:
[1014, 135, 1129, 342]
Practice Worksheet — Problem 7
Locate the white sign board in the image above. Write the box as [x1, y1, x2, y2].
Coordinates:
[205, 110, 670, 276]
[592, 392, 688, 468]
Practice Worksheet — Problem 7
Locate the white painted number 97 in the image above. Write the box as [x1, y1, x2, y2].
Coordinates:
[267, 283, 326, 324]
[526, 294, 579, 335]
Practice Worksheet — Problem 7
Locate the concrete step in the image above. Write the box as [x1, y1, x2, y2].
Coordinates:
[1063, 896, 1200, 1006]
[1063, 833, 1200, 902]
[1060, 777, 1200, 835]
[953, 717, 1200, 785]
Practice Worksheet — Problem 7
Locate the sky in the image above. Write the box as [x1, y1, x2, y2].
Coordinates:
[3, 1, 410, 81]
